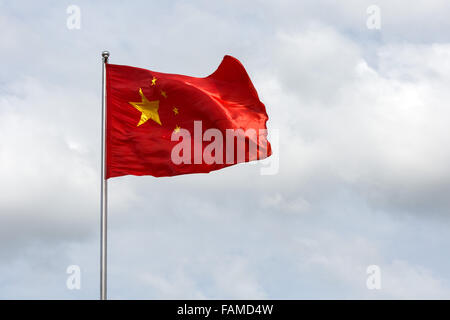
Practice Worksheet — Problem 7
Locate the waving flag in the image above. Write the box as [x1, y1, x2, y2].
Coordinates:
[106, 55, 271, 178]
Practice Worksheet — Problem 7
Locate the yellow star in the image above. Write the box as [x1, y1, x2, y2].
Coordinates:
[173, 107, 179, 115]
[174, 125, 181, 133]
[161, 90, 167, 98]
[129, 88, 162, 127]
[151, 77, 157, 86]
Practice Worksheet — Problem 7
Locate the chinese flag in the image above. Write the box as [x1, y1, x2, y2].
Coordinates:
[106, 55, 271, 178]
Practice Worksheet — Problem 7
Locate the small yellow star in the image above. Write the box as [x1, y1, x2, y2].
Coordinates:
[151, 77, 157, 86]
[174, 125, 181, 133]
[173, 107, 179, 115]
[129, 88, 161, 127]
[161, 90, 167, 98]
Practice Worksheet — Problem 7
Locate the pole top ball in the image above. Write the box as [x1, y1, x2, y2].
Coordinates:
[102, 51, 110, 58]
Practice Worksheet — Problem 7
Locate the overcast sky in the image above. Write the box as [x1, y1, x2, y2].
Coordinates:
[1, 0, 450, 299]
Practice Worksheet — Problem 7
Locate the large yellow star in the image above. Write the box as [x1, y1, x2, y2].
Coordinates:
[129, 88, 162, 127]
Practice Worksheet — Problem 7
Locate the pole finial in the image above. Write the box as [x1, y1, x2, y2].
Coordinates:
[102, 51, 110, 62]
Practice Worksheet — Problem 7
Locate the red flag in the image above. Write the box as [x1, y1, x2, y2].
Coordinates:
[106, 55, 271, 178]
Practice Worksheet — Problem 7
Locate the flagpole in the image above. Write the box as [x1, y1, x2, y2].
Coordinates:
[100, 50, 109, 300]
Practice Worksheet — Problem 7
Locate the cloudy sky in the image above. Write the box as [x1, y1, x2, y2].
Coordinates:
[1, 0, 450, 299]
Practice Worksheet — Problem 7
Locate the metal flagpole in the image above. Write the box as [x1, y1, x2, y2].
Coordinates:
[100, 50, 109, 300]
